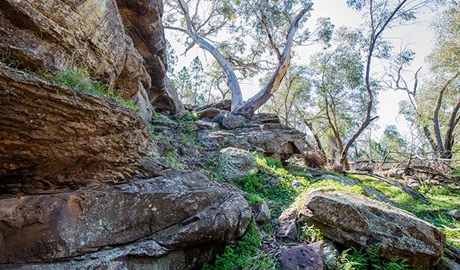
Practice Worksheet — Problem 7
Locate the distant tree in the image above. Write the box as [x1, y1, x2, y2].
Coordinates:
[261, 65, 312, 128]
[308, 27, 366, 168]
[164, 0, 333, 118]
[381, 125, 408, 158]
[173, 56, 207, 107]
[399, 3, 459, 159]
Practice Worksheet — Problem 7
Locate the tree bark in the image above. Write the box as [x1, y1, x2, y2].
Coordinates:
[233, 5, 312, 118]
[442, 97, 460, 159]
[433, 72, 459, 155]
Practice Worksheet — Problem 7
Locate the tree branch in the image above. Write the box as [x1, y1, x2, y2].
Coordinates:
[234, 4, 312, 118]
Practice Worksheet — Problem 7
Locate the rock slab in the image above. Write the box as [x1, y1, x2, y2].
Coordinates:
[0, 172, 252, 265]
[301, 191, 445, 269]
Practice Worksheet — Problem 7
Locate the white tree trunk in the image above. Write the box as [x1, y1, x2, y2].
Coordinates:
[233, 6, 311, 118]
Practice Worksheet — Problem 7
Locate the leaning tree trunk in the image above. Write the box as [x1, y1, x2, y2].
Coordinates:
[442, 97, 460, 159]
[168, 0, 244, 111]
[232, 6, 311, 119]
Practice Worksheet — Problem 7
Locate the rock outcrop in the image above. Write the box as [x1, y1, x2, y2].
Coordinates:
[0, 0, 183, 118]
[0, 172, 252, 268]
[278, 243, 324, 270]
[0, 65, 157, 193]
[0, 57, 251, 269]
[218, 147, 258, 180]
[198, 113, 308, 162]
[300, 191, 446, 269]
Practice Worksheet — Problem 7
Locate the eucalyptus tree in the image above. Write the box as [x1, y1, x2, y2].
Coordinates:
[399, 3, 460, 159]
[164, 0, 332, 118]
[323, 0, 432, 170]
[308, 27, 366, 168]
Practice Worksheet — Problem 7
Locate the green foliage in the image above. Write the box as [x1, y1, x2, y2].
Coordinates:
[175, 112, 199, 123]
[335, 246, 412, 270]
[246, 193, 264, 206]
[54, 68, 138, 111]
[173, 56, 207, 106]
[164, 149, 184, 169]
[202, 221, 262, 270]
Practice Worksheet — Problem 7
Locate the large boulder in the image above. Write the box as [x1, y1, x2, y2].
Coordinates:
[0, 0, 182, 117]
[0, 65, 157, 193]
[300, 191, 445, 269]
[0, 172, 252, 266]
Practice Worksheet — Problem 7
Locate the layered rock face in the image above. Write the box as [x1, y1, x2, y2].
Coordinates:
[198, 113, 308, 161]
[0, 172, 251, 268]
[0, 65, 157, 193]
[0, 1, 251, 268]
[0, 64, 251, 268]
[0, 0, 183, 117]
[300, 191, 445, 269]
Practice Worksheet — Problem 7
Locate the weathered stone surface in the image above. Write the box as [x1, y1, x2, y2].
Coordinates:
[301, 191, 446, 269]
[218, 147, 257, 180]
[222, 112, 246, 129]
[252, 201, 271, 225]
[0, 0, 183, 116]
[278, 243, 324, 270]
[2, 243, 222, 270]
[198, 114, 308, 161]
[277, 207, 299, 240]
[447, 210, 460, 221]
[0, 65, 157, 193]
[197, 107, 222, 120]
[0, 172, 251, 264]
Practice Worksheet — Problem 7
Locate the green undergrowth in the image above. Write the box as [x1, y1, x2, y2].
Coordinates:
[55, 68, 139, 111]
[202, 221, 279, 270]
[233, 155, 309, 218]
[206, 154, 460, 268]
[335, 245, 412, 270]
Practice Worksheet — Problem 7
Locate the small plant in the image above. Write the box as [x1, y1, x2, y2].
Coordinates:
[301, 224, 324, 243]
[164, 149, 184, 169]
[176, 112, 199, 123]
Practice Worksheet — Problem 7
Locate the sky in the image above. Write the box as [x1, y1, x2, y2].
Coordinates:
[166, 0, 437, 139]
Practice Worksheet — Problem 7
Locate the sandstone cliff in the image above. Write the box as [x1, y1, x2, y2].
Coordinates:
[0, 0, 183, 118]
